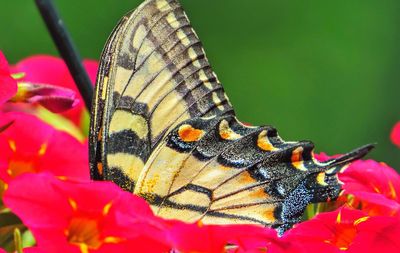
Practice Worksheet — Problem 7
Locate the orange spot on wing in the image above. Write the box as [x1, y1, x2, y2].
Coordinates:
[97, 162, 103, 176]
[249, 188, 269, 199]
[178, 125, 204, 142]
[291, 147, 303, 162]
[220, 131, 231, 140]
[257, 131, 277, 151]
[219, 120, 241, 140]
[262, 208, 276, 223]
[97, 128, 103, 141]
[239, 171, 256, 184]
[291, 147, 307, 171]
[258, 140, 274, 151]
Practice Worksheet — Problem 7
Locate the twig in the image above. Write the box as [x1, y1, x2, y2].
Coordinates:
[34, 0, 93, 111]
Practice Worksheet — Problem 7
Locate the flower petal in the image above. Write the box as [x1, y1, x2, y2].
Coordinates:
[0, 51, 18, 105]
[349, 216, 400, 253]
[391, 122, 400, 148]
[4, 173, 170, 252]
[286, 207, 400, 253]
[285, 208, 367, 252]
[0, 112, 89, 183]
[340, 160, 400, 216]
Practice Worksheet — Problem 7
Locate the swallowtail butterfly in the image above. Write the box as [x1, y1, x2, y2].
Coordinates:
[89, 0, 373, 234]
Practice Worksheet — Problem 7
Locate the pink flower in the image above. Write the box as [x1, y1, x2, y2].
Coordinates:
[4, 172, 298, 253]
[391, 122, 400, 148]
[3, 173, 171, 252]
[12, 55, 98, 125]
[285, 207, 400, 253]
[340, 160, 400, 217]
[0, 112, 89, 184]
[0, 51, 18, 105]
[168, 222, 294, 253]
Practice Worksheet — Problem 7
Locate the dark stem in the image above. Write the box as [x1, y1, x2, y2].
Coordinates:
[34, 0, 93, 111]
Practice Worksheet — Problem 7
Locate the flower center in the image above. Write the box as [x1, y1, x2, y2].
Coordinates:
[7, 160, 36, 178]
[66, 217, 102, 250]
[327, 224, 357, 251]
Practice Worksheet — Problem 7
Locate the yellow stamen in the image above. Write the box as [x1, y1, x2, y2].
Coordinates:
[336, 210, 342, 224]
[38, 143, 48, 156]
[79, 243, 89, 253]
[353, 216, 369, 226]
[11, 72, 25, 79]
[103, 237, 124, 243]
[68, 198, 78, 211]
[8, 140, 16, 152]
[102, 202, 113, 216]
[388, 181, 397, 199]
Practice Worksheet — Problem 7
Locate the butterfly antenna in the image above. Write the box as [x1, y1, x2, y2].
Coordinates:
[34, 0, 93, 111]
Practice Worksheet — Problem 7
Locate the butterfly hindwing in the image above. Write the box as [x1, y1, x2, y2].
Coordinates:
[134, 115, 347, 231]
[90, 0, 373, 234]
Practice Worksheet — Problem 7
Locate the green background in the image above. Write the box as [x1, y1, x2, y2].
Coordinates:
[1, 0, 399, 169]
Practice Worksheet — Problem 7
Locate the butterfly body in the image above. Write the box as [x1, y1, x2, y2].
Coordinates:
[89, 0, 372, 234]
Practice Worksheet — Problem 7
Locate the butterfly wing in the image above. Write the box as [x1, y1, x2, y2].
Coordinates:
[135, 115, 372, 233]
[90, 0, 234, 191]
[90, 0, 373, 233]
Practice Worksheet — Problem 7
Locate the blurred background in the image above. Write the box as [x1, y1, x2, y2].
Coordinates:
[1, 0, 399, 169]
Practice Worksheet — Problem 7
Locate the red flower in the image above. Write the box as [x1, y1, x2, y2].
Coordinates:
[3, 173, 171, 252]
[4, 172, 298, 253]
[0, 51, 18, 105]
[0, 112, 89, 184]
[12, 55, 98, 126]
[340, 160, 400, 217]
[168, 222, 296, 253]
[285, 207, 400, 253]
[391, 122, 400, 148]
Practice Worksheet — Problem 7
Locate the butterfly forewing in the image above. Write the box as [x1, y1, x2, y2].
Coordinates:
[90, 0, 373, 234]
[90, 0, 234, 191]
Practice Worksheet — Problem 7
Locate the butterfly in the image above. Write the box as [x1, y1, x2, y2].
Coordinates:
[89, 0, 373, 234]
